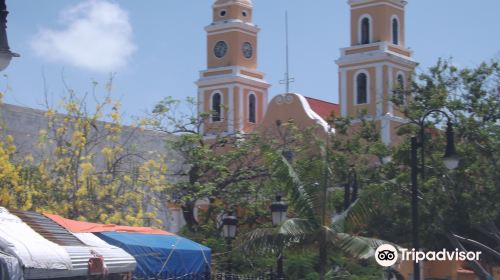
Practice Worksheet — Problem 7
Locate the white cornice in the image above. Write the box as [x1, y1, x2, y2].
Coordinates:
[207, 28, 257, 37]
[336, 42, 417, 68]
[206, 20, 259, 34]
[348, 0, 407, 7]
[336, 52, 417, 69]
[196, 73, 270, 90]
[350, 113, 408, 124]
[349, 0, 406, 11]
[199, 66, 266, 79]
[340, 42, 413, 57]
[213, 1, 253, 9]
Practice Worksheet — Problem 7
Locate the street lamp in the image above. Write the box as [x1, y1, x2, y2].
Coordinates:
[410, 110, 459, 280]
[270, 194, 288, 226]
[442, 121, 460, 170]
[343, 165, 358, 210]
[270, 194, 288, 280]
[222, 210, 237, 277]
[0, 0, 19, 72]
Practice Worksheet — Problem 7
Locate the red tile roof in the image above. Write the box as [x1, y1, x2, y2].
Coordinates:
[304, 97, 340, 120]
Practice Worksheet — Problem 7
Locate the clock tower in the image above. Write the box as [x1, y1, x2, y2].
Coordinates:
[196, 0, 270, 136]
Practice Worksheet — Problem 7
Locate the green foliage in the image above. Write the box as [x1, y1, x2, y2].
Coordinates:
[282, 250, 384, 280]
[329, 253, 383, 280]
[0, 81, 169, 226]
[369, 58, 500, 257]
[239, 121, 390, 279]
[284, 252, 318, 280]
[149, 96, 281, 276]
[149, 97, 276, 233]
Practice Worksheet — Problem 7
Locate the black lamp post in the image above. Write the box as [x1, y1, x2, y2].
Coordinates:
[0, 0, 18, 71]
[343, 165, 358, 210]
[222, 211, 237, 278]
[270, 194, 288, 279]
[410, 110, 459, 280]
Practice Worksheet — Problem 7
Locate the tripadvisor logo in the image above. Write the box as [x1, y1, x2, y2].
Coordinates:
[375, 244, 399, 267]
[374, 244, 482, 267]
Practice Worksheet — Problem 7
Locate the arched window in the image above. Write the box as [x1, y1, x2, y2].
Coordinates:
[248, 93, 256, 123]
[356, 73, 368, 104]
[211, 92, 222, 122]
[397, 74, 405, 90]
[395, 73, 406, 105]
[361, 17, 370, 44]
[392, 18, 399, 45]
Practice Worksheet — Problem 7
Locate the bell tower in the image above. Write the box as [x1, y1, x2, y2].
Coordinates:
[336, 0, 417, 144]
[196, 0, 270, 136]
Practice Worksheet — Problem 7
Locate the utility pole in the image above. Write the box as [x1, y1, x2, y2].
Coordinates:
[279, 11, 294, 93]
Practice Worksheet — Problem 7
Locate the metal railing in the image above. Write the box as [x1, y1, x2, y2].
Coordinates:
[130, 271, 285, 280]
[212, 271, 285, 280]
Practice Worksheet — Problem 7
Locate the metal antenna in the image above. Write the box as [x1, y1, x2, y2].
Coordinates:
[279, 11, 294, 93]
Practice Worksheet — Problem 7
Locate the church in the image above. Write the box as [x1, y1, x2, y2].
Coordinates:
[196, 0, 416, 144]
[0, 0, 418, 231]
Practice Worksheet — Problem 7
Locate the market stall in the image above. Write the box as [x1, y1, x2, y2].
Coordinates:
[46, 213, 212, 278]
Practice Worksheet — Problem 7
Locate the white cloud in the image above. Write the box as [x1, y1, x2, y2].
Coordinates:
[31, 0, 136, 72]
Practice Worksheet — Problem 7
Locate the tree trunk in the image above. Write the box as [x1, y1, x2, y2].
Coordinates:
[319, 231, 327, 280]
[181, 201, 198, 232]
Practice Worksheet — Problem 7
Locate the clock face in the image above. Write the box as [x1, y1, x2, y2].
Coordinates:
[214, 41, 228, 58]
[242, 42, 253, 59]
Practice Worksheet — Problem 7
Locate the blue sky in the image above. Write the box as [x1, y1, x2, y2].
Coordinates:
[2, 0, 499, 120]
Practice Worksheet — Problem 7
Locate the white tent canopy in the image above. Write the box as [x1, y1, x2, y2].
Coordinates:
[0, 207, 72, 270]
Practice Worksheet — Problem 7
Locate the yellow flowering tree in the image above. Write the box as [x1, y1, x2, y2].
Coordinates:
[0, 92, 24, 209]
[0, 83, 170, 226]
[0, 135, 23, 208]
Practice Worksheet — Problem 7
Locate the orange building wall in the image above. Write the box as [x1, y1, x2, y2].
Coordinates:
[242, 89, 264, 132]
[213, 5, 253, 23]
[346, 66, 377, 117]
[397, 260, 492, 280]
[207, 31, 257, 69]
[390, 66, 412, 118]
[350, 4, 405, 46]
[203, 87, 229, 133]
[259, 94, 330, 139]
[232, 86, 241, 130]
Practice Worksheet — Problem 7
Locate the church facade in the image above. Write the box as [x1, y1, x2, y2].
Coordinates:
[197, 0, 417, 143]
[0, 0, 419, 234]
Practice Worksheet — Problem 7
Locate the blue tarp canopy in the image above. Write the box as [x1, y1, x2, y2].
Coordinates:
[96, 232, 211, 278]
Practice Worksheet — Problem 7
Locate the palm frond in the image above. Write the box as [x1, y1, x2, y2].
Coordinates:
[332, 232, 385, 259]
[279, 218, 317, 236]
[280, 155, 318, 223]
[238, 227, 280, 254]
[310, 189, 327, 224]
[332, 198, 374, 233]
[238, 218, 317, 254]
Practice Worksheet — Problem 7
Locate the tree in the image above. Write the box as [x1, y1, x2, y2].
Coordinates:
[148, 97, 274, 232]
[0, 135, 18, 202]
[0, 81, 170, 226]
[361, 58, 500, 274]
[0, 92, 22, 207]
[240, 120, 390, 280]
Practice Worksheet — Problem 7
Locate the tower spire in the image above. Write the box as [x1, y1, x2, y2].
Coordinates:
[279, 11, 294, 93]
